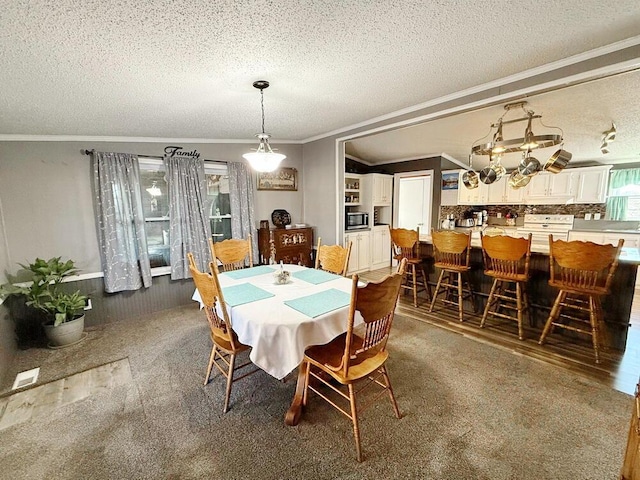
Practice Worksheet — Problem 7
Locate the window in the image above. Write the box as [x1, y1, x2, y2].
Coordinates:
[139, 159, 230, 268]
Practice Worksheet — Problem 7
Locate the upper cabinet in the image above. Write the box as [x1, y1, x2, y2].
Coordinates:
[458, 171, 489, 205]
[574, 165, 611, 204]
[524, 170, 575, 203]
[344, 173, 362, 206]
[524, 165, 610, 204]
[371, 174, 393, 205]
[486, 175, 524, 205]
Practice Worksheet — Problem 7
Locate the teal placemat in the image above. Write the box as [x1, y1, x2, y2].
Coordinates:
[222, 283, 274, 307]
[224, 266, 275, 280]
[292, 269, 342, 285]
[284, 288, 351, 318]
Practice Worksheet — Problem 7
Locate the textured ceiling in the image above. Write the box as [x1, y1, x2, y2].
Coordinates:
[347, 70, 640, 170]
[1, 1, 640, 145]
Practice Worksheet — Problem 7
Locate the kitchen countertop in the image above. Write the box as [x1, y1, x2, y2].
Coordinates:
[420, 232, 640, 263]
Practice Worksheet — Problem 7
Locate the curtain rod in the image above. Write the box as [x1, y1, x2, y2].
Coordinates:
[81, 149, 227, 164]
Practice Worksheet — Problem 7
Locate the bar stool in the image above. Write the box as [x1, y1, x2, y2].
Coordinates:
[480, 233, 532, 340]
[429, 229, 474, 322]
[538, 235, 624, 364]
[389, 226, 431, 307]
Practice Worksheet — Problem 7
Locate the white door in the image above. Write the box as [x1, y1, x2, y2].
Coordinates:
[394, 171, 433, 234]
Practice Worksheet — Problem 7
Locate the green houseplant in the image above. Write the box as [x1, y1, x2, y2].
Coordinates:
[0, 257, 87, 347]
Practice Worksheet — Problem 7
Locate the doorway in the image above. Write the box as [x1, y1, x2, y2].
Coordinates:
[393, 171, 433, 234]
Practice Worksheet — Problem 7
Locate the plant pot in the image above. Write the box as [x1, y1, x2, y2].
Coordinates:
[43, 314, 85, 347]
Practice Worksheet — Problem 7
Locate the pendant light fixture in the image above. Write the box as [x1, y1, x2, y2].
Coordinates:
[242, 80, 286, 172]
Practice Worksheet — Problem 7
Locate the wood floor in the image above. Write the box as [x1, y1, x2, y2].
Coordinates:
[361, 267, 640, 396]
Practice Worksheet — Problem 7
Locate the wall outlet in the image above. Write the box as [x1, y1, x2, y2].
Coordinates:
[584, 213, 592, 220]
[496, 212, 502, 218]
[84, 298, 92, 311]
[594, 213, 601, 220]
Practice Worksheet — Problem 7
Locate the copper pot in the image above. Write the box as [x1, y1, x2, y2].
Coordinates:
[544, 149, 572, 173]
[462, 169, 479, 189]
[508, 170, 531, 189]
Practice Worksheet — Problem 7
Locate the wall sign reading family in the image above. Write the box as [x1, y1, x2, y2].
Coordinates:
[257, 167, 298, 191]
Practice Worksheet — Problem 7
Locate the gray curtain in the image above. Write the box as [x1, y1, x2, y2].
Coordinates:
[92, 151, 152, 293]
[164, 155, 212, 279]
[228, 162, 258, 259]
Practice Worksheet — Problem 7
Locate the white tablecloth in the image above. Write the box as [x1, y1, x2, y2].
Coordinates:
[192, 264, 361, 380]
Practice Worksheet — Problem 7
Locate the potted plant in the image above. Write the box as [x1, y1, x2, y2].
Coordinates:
[0, 257, 87, 347]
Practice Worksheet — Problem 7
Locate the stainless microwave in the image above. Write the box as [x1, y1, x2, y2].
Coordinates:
[346, 211, 369, 230]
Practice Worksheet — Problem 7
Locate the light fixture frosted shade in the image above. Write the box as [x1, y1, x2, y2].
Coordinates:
[242, 151, 286, 172]
[146, 183, 162, 196]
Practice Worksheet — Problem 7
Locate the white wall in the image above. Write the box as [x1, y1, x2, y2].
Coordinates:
[0, 141, 303, 276]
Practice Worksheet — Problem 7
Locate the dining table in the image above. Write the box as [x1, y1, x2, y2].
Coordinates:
[192, 263, 361, 425]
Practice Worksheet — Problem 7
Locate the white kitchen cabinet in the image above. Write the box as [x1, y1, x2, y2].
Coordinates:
[345, 231, 371, 274]
[344, 173, 363, 206]
[574, 165, 611, 204]
[567, 231, 605, 243]
[487, 175, 524, 204]
[458, 171, 489, 205]
[524, 170, 575, 204]
[371, 174, 393, 205]
[370, 225, 391, 269]
[568, 230, 639, 247]
[603, 233, 639, 248]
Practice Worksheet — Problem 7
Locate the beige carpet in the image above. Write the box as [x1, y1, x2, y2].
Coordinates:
[0, 305, 632, 479]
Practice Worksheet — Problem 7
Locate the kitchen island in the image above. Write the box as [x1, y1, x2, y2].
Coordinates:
[419, 231, 639, 352]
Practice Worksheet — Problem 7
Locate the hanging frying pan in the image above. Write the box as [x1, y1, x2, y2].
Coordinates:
[544, 149, 572, 173]
[462, 155, 479, 189]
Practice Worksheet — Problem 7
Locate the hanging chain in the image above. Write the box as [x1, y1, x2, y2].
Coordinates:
[260, 89, 266, 134]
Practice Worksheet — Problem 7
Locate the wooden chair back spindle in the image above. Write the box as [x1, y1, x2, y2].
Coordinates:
[187, 252, 237, 350]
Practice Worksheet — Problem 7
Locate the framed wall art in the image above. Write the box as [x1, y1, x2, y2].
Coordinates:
[257, 167, 298, 191]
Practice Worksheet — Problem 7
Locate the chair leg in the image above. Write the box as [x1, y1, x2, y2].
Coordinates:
[457, 272, 464, 322]
[411, 264, 418, 307]
[223, 353, 236, 413]
[480, 278, 499, 328]
[420, 265, 432, 301]
[204, 344, 217, 386]
[429, 270, 446, 313]
[516, 281, 524, 340]
[348, 383, 363, 462]
[539, 290, 565, 345]
[380, 365, 401, 419]
[590, 295, 601, 364]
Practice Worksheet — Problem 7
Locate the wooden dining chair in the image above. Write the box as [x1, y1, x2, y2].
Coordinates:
[301, 258, 407, 462]
[480, 233, 532, 340]
[187, 252, 259, 412]
[315, 236, 352, 276]
[389, 226, 431, 307]
[538, 236, 624, 364]
[209, 235, 253, 273]
[429, 229, 475, 322]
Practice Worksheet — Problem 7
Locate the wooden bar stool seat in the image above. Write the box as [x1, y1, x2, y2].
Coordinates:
[538, 236, 624, 364]
[480, 233, 532, 340]
[389, 226, 431, 307]
[429, 229, 474, 322]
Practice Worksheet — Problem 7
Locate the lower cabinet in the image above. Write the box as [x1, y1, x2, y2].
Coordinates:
[258, 227, 314, 266]
[370, 226, 391, 270]
[344, 231, 371, 274]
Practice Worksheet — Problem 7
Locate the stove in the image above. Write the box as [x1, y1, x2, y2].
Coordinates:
[516, 214, 575, 251]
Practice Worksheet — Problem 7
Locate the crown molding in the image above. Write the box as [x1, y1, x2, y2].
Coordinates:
[0, 134, 303, 144]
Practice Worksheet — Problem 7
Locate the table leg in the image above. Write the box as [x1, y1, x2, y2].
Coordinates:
[285, 364, 306, 426]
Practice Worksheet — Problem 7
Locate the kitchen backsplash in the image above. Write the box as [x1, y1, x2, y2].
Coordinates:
[439, 203, 607, 224]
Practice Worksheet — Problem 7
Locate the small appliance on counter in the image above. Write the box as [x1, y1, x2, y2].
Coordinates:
[345, 211, 369, 230]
